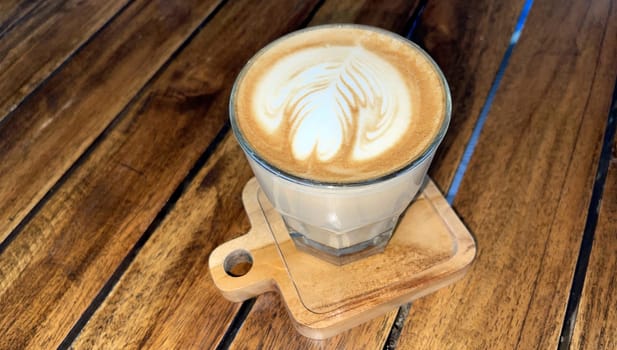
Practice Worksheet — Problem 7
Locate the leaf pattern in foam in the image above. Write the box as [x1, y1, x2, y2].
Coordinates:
[269, 48, 396, 162]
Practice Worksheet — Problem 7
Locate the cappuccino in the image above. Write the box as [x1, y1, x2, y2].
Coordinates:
[232, 25, 447, 183]
[230, 25, 450, 264]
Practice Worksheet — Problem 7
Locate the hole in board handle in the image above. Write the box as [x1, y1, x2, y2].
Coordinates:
[223, 249, 253, 277]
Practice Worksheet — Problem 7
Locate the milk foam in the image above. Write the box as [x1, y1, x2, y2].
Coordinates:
[233, 26, 447, 183]
[252, 46, 411, 162]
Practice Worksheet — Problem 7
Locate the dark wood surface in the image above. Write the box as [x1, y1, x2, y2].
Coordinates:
[0, 0, 615, 349]
[398, 0, 617, 348]
[0, 0, 130, 121]
[232, 292, 396, 350]
[572, 134, 617, 349]
[0, 0, 223, 243]
[72, 134, 254, 348]
[417, 0, 527, 189]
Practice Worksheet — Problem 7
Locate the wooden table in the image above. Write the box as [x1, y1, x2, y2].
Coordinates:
[0, 0, 615, 349]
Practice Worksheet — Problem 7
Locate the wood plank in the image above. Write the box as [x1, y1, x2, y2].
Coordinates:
[572, 135, 617, 348]
[0, 0, 223, 243]
[229, 0, 424, 347]
[71, 135, 255, 349]
[416, 0, 527, 189]
[230, 293, 397, 350]
[0, 0, 130, 121]
[306, 0, 416, 29]
[397, 0, 617, 348]
[0, 0, 322, 348]
[0, 0, 43, 28]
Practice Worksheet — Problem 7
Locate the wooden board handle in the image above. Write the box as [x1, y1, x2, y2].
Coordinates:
[208, 178, 287, 303]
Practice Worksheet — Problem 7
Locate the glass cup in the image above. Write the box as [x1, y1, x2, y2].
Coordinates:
[230, 25, 451, 265]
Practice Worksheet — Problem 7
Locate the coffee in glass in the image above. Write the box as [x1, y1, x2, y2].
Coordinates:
[230, 24, 451, 264]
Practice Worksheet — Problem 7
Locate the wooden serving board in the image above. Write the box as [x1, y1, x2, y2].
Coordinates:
[209, 178, 476, 339]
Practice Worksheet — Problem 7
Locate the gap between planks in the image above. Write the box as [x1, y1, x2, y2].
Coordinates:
[558, 78, 617, 349]
[384, 0, 535, 348]
[0, 0, 132, 125]
[0, 0, 230, 252]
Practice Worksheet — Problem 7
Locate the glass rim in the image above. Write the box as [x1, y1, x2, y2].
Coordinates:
[229, 23, 452, 188]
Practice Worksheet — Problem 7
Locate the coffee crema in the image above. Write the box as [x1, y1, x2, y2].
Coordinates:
[232, 25, 448, 183]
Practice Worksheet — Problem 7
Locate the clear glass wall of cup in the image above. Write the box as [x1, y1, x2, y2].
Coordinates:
[230, 25, 451, 265]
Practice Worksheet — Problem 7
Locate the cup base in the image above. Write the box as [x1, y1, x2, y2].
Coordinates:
[289, 229, 393, 265]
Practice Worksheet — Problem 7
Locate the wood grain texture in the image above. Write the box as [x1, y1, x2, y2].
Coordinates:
[398, 0, 617, 348]
[210, 178, 474, 339]
[0, 0, 223, 244]
[52, 0, 323, 348]
[230, 292, 396, 350]
[0, 0, 44, 29]
[71, 135, 255, 349]
[229, 0, 425, 347]
[572, 136, 617, 349]
[307, 0, 416, 28]
[414, 0, 527, 189]
[0, 0, 130, 121]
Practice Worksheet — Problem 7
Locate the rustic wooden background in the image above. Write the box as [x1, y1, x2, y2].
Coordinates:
[0, 0, 615, 349]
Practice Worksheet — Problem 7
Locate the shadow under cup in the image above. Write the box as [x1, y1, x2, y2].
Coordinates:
[229, 25, 451, 265]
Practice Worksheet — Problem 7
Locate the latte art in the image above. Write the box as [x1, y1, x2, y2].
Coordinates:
[232, 26, 447, 183]
[255, 46, 410, 162]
